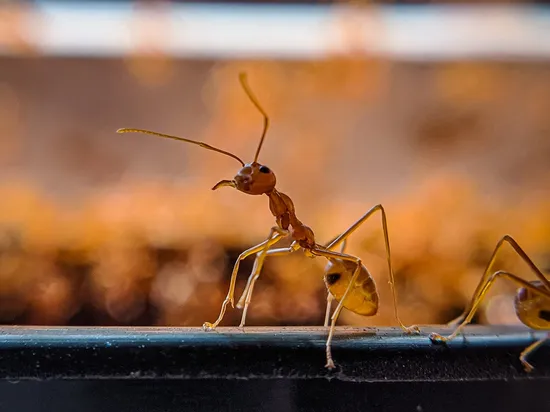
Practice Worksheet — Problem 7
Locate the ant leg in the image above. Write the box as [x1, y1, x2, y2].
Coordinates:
[322, 234, 348, 250]
[236, 255, 262, 310]
[236, 235, 348, 323]
[322, 238, 346, 328]
[448, 235, 550, 327]
[202, 227, 287, 330]
[430, 270, 550, 343]
[325, 204, 419, 334]
[237, 242, 301, 327]
[236, 241, 300, 309]
[311, 248, 364, 369]
[519, 333, 549, 372]
[324, 294, 334, 328]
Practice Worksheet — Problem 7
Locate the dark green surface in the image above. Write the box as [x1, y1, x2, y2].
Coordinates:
[0, 326, 547, 411]
[0, 325, 547, 381]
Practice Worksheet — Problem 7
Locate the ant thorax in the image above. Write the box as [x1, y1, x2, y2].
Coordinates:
[267, 189, 315, 249]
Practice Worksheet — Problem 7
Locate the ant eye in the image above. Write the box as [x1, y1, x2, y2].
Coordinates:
[259, 165, 270, 174]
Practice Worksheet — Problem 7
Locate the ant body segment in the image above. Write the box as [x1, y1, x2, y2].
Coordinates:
[430, 235, 550, 372]
[118, 72, 419, 369]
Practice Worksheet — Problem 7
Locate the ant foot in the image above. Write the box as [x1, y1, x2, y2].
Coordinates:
[429, 332, 448, 344]
[403, 325, 421, 335]
[520, 358, 534, 373]
[202, 322, 216, 331]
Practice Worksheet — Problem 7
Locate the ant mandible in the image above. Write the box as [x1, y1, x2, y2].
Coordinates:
[117, 72, 419, 369]
[430, 235, 550, 372]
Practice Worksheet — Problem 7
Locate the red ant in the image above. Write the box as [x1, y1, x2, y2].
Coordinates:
[430, 235, 550, 372]
[118, 72, 419, 369]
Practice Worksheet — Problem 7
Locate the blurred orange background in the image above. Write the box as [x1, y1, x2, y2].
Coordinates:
[1, 1, 550, 330]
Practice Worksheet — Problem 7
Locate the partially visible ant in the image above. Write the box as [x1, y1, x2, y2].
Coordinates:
[430, 235, 550, 372]
[117, 72, 419, 369]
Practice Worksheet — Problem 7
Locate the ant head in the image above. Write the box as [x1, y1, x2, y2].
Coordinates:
[213, 162, 276, 195]
[117, 72, 275, 196]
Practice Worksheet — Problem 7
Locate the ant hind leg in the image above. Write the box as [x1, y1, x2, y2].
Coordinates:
[324, 205, 419, 334]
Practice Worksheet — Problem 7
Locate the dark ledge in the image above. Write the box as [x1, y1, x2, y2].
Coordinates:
[0, 325, 548, 382]
[0, 325, 548, 411]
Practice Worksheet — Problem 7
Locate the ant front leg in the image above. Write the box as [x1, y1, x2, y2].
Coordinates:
[325, 204, 419, 334]
[236, 241, 301, 328]
[202, 227, 287, 331]
[447, 235, 550, 327]
[430, 270, 550, 371]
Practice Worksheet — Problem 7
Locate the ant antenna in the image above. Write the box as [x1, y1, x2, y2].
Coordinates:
[239, 72, 270, 163]
[116, 128, 245, 166]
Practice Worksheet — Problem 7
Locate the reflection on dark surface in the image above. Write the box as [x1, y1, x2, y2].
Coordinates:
[0, 380, 548, 412]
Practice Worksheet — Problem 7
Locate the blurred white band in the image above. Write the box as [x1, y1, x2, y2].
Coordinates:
[1, 1, 550, 60]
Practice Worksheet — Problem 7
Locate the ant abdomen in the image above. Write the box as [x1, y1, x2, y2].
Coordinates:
[515, 280, 550, 329]
[324, 259, 379, 316]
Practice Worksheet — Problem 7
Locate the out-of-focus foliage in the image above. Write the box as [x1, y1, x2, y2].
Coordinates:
[1, 16, 550, 327]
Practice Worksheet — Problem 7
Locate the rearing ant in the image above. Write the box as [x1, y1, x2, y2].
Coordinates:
[117, 72, 419, 369]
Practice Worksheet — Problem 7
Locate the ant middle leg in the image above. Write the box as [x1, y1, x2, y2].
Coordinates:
[312, 248, 365, 369]
[322, 237, 347, 328]
[324, 293, 335, 328]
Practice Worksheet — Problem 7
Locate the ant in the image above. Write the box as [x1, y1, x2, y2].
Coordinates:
[117, 72, 419, 369]
[430, 235, 550, 372]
